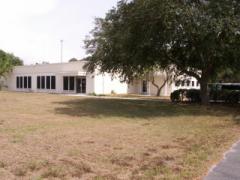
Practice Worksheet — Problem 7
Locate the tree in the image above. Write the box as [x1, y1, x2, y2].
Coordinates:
[146, 67, 175, 96]
[216, 67, 240, 83]
[0, 50, 23, 78]
[69, 58, 78, 62]
[85, 0, 240, 104]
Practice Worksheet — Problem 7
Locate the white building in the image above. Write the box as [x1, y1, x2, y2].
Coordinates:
[5, 61, 199, 96]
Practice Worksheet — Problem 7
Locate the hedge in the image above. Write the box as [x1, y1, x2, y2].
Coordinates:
[171, 89, 240, 104]
[170, 89, 201, 103]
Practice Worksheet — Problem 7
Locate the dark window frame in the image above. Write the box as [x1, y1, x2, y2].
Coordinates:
[28, 76, 32, 89]
[46, 76, 51, 89]
[69, 76, 75, 91]
[41, 76, 45, 89]
[37, 76, 41, 89]
[16, 77, 20, 88]
[20, 77, 23, 88]
[142, 80, 148, 93]
[192, 81, 195, 87]
[24, 76, 28, 88]
[63, 77, 69, 90]
[51, 76, 56, 90]
[181, 81, 185, 87]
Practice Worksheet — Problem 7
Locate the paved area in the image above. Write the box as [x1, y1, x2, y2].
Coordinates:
[205, 141, 240, 180]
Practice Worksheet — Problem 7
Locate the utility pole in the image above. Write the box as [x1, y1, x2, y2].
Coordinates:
[60, 40, 63, 63]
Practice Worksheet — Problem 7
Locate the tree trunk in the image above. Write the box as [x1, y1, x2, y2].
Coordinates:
[151, 77, 167, 97]
[200, 80, 209, 105]
[156, 88, 161, 97]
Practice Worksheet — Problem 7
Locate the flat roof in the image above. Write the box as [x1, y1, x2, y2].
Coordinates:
[15, 60, 88, 68]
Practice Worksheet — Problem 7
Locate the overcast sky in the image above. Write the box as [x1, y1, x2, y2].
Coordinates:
[0, 0, 118, 65]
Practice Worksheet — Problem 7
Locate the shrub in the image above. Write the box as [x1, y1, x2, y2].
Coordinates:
[111, 90, 116, 95]
[186, 89, 201, 103]
[170, 89, 187, 102]
[225, 91, 240, 104]
[88, 92, 97, 96]
[170, 90, 181, 102]
[171, 89, 201, 103]
[209, 89, 240, 104]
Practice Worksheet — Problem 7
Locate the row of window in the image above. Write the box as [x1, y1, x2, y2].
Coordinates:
[175, 80, 200, 87]
[37, 76, 56, 90]
[16, 76, 32, 89]
[63, 76, 75, 91]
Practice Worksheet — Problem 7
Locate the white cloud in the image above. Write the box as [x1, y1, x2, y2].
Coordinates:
[0, 0, 118, 64]
[0, 0, 57, 18]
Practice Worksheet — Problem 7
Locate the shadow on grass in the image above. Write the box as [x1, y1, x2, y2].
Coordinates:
[54, 98, 239, 119]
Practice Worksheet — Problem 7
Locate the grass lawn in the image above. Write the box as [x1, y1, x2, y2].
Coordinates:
[0, 92, 239, 179]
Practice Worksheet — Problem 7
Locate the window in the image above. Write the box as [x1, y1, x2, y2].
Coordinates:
[24, 76, 28, 88]
[16, 76, 31, 89]
[20, 77, 23, 88]
[197, 81, 200, 87]
[175, 81, 180, 87]
[192, 81, 195, 87]
[69, 77, 75, 90]
[142, 80, 148, 93]
[37, 76, 41, 89]
[28, 76, 32, 89]
[16, 77, 20, 88]
[181, 81, 185, 87]
[37, 76, 56, 90]
[51, 76, 56, 89]
[41, 76, 45, 89]
[63, 77, 68, 90]
[46, 76, 51, 89]
[187, 80, 190, 87]
[63, 76, 75, 91]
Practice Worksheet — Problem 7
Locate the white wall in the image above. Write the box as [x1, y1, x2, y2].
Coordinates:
[128, 72, 200, 97]
[5, 62, 199, 96]
[5, 61, 128, 95]
[5, 61, 96, 94]
[93, 72, 128, 95]
[171, 77, 200, 92]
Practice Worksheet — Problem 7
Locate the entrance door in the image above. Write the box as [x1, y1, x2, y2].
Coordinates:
[76, 77, 86, 94]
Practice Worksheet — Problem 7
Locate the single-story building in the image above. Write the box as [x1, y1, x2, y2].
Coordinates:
[5, 61, 200, 96]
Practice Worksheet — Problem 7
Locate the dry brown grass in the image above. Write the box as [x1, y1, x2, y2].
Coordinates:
[0, 91, 239, 179]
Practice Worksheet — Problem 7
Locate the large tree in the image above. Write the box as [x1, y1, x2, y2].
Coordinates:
[85, 0, 240, 104]
[0, 50, 23, 78]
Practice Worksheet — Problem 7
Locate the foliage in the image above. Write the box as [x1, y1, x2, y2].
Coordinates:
[209, 89, 240, 104]
[85, 0, 240, 104]
[0, 49, 23, 77]
[170, 89, 186, 102]
[186, 89, 201, 103]
[216, 68, 240, 83]
[69, 58, 78, 62]
[171, 89, 201, 103]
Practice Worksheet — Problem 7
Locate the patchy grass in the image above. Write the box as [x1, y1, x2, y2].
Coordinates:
[0, 91, 239, 179]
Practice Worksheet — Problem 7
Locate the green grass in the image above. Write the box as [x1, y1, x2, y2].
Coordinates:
[0, 91, 239, 179]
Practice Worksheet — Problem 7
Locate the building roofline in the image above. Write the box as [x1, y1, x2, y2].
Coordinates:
[15, 60, 88, 68]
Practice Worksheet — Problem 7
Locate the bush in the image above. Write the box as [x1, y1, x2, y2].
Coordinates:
[186, 89, 201, 103]
[225, 91, 240, 104]
[170, 89, 187, 102]
[170, 89, 186, 102]
[170, 90, 181, 102]
[171, 89, 201, 103]
[209, 89, 240, 104]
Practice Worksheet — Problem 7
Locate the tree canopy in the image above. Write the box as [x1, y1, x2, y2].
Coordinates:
[0, 50, 23, 77]
[85, 0, 240, 103]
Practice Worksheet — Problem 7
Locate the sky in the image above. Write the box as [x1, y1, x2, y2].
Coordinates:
[0, 0, 118, 65]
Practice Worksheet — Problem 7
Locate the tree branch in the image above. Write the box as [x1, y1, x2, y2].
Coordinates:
[180, 69, 201, 81]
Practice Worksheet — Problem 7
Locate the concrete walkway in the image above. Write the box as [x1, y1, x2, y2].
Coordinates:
[205, 141, 240, 180]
